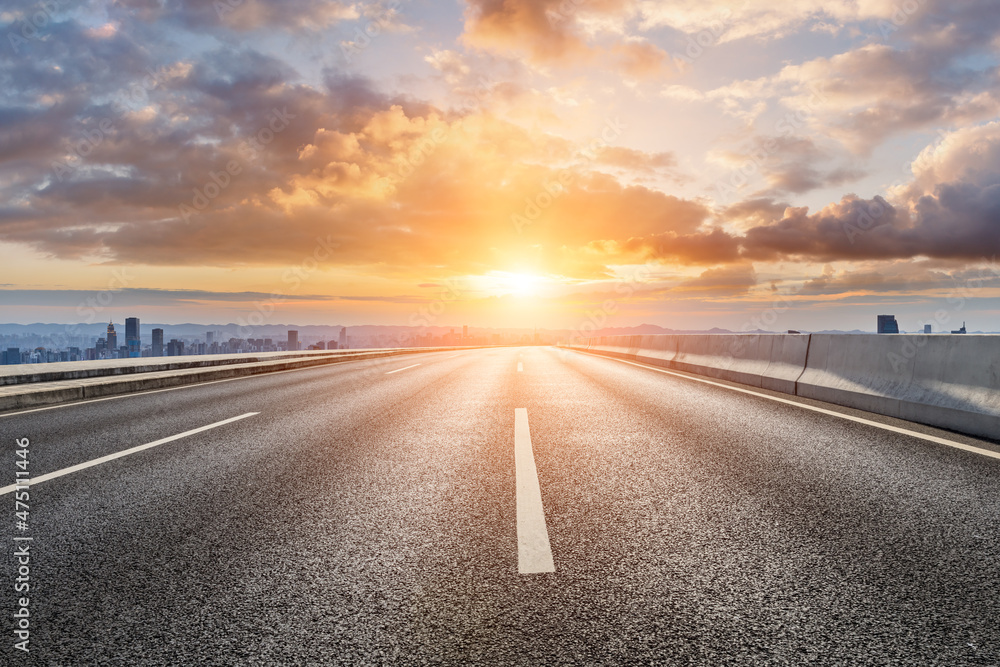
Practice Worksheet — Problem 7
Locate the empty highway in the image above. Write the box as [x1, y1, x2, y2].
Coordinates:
[2, 347, 999, 665]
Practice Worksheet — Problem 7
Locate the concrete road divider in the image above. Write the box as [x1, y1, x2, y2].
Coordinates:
[565, 334, 1000, 441]
[0, 349, 367, 386]
[796, 334, 1000, 440]
[0, 347, 482, 412]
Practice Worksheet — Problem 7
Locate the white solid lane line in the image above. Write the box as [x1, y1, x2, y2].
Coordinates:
[578, 351, 1000, 462]
[385, 363, 422, 375]
[514, 408, 556, 574]
[517, 362, 523, 372]
[0, 412, 259, 496]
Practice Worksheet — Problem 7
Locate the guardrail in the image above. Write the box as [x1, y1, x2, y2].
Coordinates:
[564, 334, 1000, 441]
[0, 347, 483, 412]
[0, 349, 372, 386]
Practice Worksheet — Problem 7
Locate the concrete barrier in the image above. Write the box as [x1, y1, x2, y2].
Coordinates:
[672, 334, 810, 394]
[634, 335, 677, 367]
[0, 347, 483, 412]
[796, 334, 1000, 439]
[564, 334, 1000, 441]
[587, 335, 640, 360]
[0, 349, 366, 386]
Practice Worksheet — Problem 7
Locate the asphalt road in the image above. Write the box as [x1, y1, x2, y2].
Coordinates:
[2, 346, 999, 666]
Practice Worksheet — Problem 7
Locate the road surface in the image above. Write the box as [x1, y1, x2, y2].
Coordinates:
[2, 347, 999, 665]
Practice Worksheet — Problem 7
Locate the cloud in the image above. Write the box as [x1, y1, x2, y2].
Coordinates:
[733, 123, 1000, 262]
[798, 261, 1000, 296]
[0, 46, 737, 279]
[594, 146, 678, 174]
[637, 0, 902, 41]
[697, 3, 1000, 153]
[459, 0, 671, 76]
[4, 0, 1000, 316]
[109, 0, 361, 32]
[672, 264, 757, 296]
[713, 135, 865, 196]
[895, 120, 1000, 200]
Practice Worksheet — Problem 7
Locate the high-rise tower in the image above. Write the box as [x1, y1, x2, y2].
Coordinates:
[125, 317, 140, 358]
[106, 321, 118, 354]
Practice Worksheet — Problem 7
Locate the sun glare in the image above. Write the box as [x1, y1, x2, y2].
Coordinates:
[481, 271, 546, 298]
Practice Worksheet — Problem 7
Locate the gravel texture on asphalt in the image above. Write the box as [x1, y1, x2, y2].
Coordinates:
[2, 347, 998, 665]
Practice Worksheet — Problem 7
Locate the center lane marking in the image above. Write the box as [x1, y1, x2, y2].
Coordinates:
[385, 363, 422, 375]
[514, 408, 555, 574]
[0, 412, 259, 496]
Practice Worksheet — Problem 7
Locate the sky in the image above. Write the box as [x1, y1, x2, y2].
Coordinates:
[1, 0, 999, 333]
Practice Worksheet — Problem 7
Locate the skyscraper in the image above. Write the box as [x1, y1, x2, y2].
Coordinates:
[152, 328, 164, 357]
[339, 327, 348, 350]
[287, 330, 298, 352]
[106, 321, 118, 355]
[877, 315, 899, 334]
[126, 317, 140, 358]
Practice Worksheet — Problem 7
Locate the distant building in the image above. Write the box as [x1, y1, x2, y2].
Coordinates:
[924, 324, 932, 334]
[339, 327, 348, 350]
[3, 348, 19, 365]
[126, 317, 140, 358]
[106, 321, 118, 354]
[463, 325, 468, 339]
[287, 330, 298, 352]
[167, 339, 184, 356]
[877, 315, 899, 334]
[152, 328, 164, 357]
[952, 322, 967, 334]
